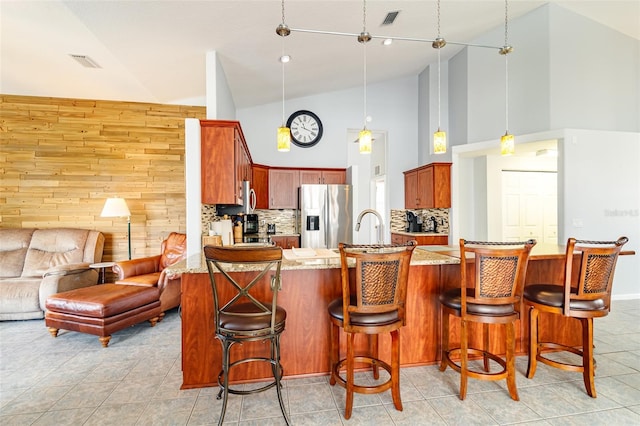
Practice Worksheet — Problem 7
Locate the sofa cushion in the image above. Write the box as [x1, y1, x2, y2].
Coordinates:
[115, 272, 161, 287]
[22, 229, 90, 278]
[0, 229, 35, 278]
[0, 278, 42, 314]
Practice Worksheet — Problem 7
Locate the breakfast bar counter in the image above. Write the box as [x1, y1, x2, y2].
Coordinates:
[170, 244, 629, 389]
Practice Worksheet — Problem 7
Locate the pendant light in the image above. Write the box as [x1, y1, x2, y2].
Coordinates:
[358, 0, 372, 154]
[276, 0, 291, 152]
[500, 0, 514, 156]
[432, 0, 446, 154]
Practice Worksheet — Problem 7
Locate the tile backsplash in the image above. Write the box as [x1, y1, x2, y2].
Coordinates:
[201, 205, 298, 235]
[390, 209, 449, 234]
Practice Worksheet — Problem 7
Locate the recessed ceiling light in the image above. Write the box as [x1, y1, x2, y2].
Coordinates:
[536, 149, 558, 157]
[382, 39, 393, 46]
[279, 55, 291, 63]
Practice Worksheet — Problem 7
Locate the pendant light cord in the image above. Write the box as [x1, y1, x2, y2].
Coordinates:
[281, 0, 286, 127]
[362, 0, 368, 129]
[437, 0, 441, 130]
[504, 0, 509, 132]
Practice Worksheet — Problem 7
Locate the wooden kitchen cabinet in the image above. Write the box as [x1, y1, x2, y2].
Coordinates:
[300, 169, 346, 185]
[391, 233, 449, 246]
[270, 235, 300, 249]
[404, 162, 451, 209]
[268, 168, 300, 209]
[251, 164, 269, 209]
[201, 120, 252, 205]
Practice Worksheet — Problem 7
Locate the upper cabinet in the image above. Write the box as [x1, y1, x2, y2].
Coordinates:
[404, 163, 451, 209]
[251, 164, 270, 209]
[268, 168, 300, 209]
[300, 169, 346, 185]
[201, 120, 252, 205]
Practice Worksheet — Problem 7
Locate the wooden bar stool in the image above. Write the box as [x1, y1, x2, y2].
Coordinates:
[524, 237, 628, 397]
[204, 245, 290, 426]
[328, 241, 416, 420]
[439, 239, 536, 400]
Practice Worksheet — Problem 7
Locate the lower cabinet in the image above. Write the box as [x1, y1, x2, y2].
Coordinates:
[391, 233, 448, 246]
[270, 235, 300, 249]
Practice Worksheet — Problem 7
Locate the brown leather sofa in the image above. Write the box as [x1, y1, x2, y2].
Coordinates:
[112, 232, 186, 320]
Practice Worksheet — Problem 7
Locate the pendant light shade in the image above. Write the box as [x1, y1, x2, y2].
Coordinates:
[277, 126, 291, 152]
[359, 129, 372, 154]
[501, 132, 514, 156]
[433, 128, 447, 154]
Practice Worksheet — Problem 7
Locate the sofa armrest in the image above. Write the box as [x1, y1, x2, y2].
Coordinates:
[113, 255, 162, 280]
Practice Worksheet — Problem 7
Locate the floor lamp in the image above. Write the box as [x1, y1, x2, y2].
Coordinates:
[100, 197, 132, 260]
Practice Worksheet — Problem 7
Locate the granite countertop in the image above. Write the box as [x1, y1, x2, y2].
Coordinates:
[166, 246, 460, 275]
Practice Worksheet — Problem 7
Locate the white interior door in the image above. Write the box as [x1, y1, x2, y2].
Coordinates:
[502, 171, 557, 243]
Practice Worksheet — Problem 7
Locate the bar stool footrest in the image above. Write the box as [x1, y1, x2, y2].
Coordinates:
[217, 356, 284, 397]
[332, 355, 393, 394]
[444, 347, 508, 381]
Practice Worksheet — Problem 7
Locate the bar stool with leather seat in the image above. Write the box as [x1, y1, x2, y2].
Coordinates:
[439, 239, 536, 401]
[204, 245, 290, 426]
[524, 236, 628, 398]
[328, 241, 416, 420]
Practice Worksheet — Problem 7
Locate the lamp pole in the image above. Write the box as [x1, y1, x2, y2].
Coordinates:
[127, 215, 131, 260]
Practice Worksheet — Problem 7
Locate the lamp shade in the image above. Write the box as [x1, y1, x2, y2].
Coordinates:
[433, 129, 447, 154]
[277, 126, 291, 152]
[501, 133, 515, 156]
[358, 129, 372, 154]
[100, 197, 131, 217]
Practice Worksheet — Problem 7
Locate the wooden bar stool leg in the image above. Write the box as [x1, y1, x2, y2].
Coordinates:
[483, 323, 490, 372]
[506, 322, 519, 401]
[329, 322, 339, 386]
[582, 318, 596, 397]
[391, 329, 402, 411]
[526, 306, 539, 379]
[439, 310, 450, 372]
[345, 332, 355, 420]
[370, 334, 380, 380]
[459, 319, 469, 400]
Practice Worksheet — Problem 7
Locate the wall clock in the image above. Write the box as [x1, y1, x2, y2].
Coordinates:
[286, 110, 323, 148]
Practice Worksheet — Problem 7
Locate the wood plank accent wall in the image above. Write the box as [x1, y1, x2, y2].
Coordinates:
[1, 94, 205, 262]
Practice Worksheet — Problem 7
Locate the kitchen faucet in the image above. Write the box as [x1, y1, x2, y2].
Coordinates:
[355, 209, 384, 244]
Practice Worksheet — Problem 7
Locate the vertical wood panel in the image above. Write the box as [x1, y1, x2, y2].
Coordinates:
[1, 94, 205, 261]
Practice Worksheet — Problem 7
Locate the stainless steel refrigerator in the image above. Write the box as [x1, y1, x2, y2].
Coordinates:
[300, 184, 353, 249]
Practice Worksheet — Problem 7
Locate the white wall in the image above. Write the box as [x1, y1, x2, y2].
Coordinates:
[237, 75, 418, 210]
[205, 51, 236, 120]
[549, 6, 639, 131]
[561, 129, 639, 298]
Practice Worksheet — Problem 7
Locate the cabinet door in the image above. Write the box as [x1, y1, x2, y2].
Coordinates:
[252, 164, 269, 209]
[391, 233, 405, 244]
[417, 166, 434, 208]
[321, 170, 346, 184]
[269, 169, 300, 209]
[201, 124, 236, 204]
[300, 170, 322, 184]
[404, 171, 418, 209]
[432, 163, 451, 208]
[270, 236, 299, 249]
[415, 235, 449, 245]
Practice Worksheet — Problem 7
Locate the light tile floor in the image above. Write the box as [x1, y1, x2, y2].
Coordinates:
[1, 299, 639, 425]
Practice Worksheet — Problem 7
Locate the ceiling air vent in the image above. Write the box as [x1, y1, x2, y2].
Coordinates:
[69, 54, 101, 68]
[381, 11, 399, 26]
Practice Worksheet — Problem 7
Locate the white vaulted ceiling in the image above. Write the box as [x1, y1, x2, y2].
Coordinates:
[1, 1, 638, 108]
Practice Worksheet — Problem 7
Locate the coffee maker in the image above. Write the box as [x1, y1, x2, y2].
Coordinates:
[405, 211, 422, 232]
[243, 214, 259, 235]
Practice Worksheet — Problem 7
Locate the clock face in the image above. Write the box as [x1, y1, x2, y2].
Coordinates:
[287, 110, 323, 148]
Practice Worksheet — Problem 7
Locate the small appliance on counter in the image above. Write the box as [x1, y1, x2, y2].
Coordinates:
[406, 211, 422, 232]
[267, 223, 276, 234]
[243, 214, 259, 235]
